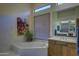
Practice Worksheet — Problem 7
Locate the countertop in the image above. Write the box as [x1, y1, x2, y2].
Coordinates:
[48, 36, 77, 43]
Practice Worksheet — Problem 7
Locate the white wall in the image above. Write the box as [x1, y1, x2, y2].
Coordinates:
[56, 3, 79, 11]
[57, 6, 79, 22]
[0, 4, 31, 52]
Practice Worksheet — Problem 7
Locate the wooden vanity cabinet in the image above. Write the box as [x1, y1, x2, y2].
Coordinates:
[48, 40, 55, 56]
[48, 40, 77, 56]
[62, 43, 76, 56]
[66, 43, 76, 56]
[48, 40, 62, 56]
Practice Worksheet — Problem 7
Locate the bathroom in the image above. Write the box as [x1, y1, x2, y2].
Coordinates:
[0, 3, 79, 56]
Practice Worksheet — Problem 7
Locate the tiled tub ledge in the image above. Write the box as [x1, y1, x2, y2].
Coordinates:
[11, 40, 48, 56]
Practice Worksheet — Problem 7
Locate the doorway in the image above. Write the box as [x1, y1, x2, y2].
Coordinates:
[34, 13, 50, 40]
[76, 18, 79, 55]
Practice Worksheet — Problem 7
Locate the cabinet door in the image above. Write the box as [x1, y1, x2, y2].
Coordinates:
[67, 47, 76, 56]
[67, 43, 76, 56]
[53, 44, 62, 56]
[62, 43, 76, 56]
[48, 40, 62, 56]
[62, 45, 69, 56]
[48, 44, 55, 56]
[48, 40, 55, 56]
[48, 44, 62, 56]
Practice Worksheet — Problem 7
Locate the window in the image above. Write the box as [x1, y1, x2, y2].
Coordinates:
[34, 5, 51, 12]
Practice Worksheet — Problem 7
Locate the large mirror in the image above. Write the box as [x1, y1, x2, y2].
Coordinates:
[55, 20, 76, 37]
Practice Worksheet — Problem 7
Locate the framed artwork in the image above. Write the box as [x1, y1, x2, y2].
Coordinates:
[17, 17, 26, 35]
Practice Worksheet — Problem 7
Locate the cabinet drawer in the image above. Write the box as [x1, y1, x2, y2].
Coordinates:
[67, 43, 76, 48]
[55, 41, 67, 45]
[48, 40, 55, 44]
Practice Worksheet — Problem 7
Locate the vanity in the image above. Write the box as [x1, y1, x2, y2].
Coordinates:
[48, 18, 77, 56]
[48, 36, 77, 56]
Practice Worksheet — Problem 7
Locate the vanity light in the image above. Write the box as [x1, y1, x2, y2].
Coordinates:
[61, 21, 69, 23]
[58, 3, 64, 5]
[71, 20, 75, 23]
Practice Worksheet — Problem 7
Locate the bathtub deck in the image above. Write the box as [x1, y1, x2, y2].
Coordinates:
[0, 40, 48, 56]
[0, 51, 16, 56]
[11, 40, 48, 56]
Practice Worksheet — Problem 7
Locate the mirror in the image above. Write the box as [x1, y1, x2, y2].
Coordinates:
[55, 20, 76, 37]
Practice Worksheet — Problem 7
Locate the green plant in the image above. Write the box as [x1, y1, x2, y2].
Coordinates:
[24, 31, 33, 42]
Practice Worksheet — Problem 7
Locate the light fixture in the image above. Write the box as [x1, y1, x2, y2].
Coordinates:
[58, 3, 64, 5]
[34, 5, 51, 12]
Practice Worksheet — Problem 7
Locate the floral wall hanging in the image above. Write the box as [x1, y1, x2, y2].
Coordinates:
[17, 17, 26, 35]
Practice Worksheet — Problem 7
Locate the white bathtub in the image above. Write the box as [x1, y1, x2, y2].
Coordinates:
[11, 40, 48, 56]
